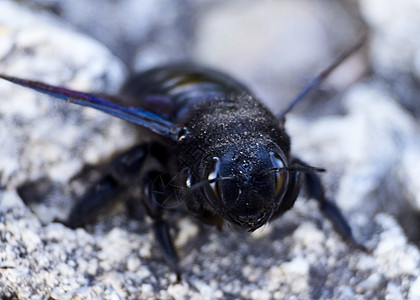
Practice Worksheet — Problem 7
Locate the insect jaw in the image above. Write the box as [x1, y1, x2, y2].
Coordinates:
[204, 175, 278, 231]
[227, 205, 274, 232]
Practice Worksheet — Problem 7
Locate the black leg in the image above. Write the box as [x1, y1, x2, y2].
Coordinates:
[66, 175, 122, 228]
[153, 220, 181, 280]
[142, 171, 181, 281]
[304, 171, 366, 251]
[64, 142, 182, 279]
[64, 143, 152, 228]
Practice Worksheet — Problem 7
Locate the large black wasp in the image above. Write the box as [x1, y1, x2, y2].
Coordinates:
[0, 40, 366, 280]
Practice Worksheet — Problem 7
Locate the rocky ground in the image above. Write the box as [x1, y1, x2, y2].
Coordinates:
[0, 0, 419, 299]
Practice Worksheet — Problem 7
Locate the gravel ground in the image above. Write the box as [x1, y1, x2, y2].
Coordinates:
[0, 0, 419, 299]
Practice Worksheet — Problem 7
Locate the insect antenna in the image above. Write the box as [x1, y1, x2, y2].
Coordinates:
[277, 36, 366, 120]
[189, 176, 234, 191]
[261, 165, 326, 175]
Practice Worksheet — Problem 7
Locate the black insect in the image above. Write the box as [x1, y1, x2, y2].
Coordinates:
[0, 41, 365, 280]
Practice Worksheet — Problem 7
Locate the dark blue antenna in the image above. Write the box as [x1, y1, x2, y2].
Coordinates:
[277, 37, 366, 120]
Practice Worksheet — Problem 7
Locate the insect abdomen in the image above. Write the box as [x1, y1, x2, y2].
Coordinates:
[120, 64, 253, 121]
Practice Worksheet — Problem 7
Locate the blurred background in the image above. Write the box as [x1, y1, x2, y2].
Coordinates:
[22, 0, 368, 115]
[20, 0, 420, 118]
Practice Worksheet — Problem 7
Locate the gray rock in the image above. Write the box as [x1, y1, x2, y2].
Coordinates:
[0, 1, 133, 221]
[359, 0, 420, 116]
[0, 0, 419, 299]
[399, 142, 420, 212]
[359, 0, 420, 236]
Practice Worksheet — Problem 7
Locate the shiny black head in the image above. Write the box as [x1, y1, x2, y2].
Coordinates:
[201, 141, 289, 231]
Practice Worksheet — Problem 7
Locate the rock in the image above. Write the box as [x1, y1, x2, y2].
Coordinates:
[358, 0, 420, 242]
[0, 0, 135, 224]
[399, 142, 420, 212]
[0, 0, 132, 187]
[288, 82, 417, 208]
[359, 0, 420, 116]
[0, 0, 419, 299]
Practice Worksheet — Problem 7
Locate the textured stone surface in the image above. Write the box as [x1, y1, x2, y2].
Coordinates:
[0, 0, 419, 299]
[360, 0, 420, 116]
[0, 1, 131, 187]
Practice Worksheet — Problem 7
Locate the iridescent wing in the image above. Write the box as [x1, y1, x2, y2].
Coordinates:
[0, 74, 177, 140]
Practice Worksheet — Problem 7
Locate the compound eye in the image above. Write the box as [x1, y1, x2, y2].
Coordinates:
[274, 170, 286, 197]
[205, 157, 223, 202]
[270, 152, 288, 197]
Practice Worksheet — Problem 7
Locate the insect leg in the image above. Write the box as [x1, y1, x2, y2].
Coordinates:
[66, 143, 151, 228]
[106, 143, 181, 278]
[303, 168, 366, 250]
[66, 175, 122, 228]
[68, 141, 181, 278]
[142, 171, 181, 281]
